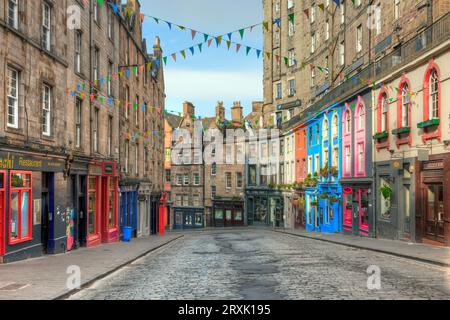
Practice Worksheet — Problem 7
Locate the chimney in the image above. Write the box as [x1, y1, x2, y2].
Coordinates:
[183, 101, 195, 118]
[216, 101, 225, 121]
[153, 36, 162, 58]
[231, 101, 243, 123]
[252, 101, 263, 113]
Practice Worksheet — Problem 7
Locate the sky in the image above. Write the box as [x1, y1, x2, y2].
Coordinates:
[139, 0, 264, 119]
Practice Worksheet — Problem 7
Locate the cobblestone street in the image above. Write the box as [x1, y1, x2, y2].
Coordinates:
[69, 230, 450, 300]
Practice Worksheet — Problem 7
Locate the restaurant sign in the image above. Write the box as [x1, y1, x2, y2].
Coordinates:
[0, 152, 65, 172]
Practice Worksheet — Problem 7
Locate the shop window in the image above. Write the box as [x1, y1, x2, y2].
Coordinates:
[88, 177, 98, 235]
[324, 201, 330, 224]
[175, 212, 182, 225]
[226, 210, 232, 222]
[0, 172, 5, 254]
[215, 209, 223, 221]
[108, 178, 117, 229]
[195, 213, 203, 226]
[9, 171, 32, 244]
[360, 190, 369, 229]
[235, 210, 243, 221]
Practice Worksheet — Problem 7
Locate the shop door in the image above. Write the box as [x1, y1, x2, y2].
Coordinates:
[0, 172, 5, 256]
[224, 209, 233, 227]
[41, 173, 51, 253]
[343, 189, 353, 232]
[358, 190, 369, 235]
[151, 200, 158, 235]
[425, 184, 445, 243]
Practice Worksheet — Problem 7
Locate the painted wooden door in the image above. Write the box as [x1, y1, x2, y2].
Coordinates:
[343, 188, 353, 232]
[0, 171, 5, 256]
[425, 184, 445, 242]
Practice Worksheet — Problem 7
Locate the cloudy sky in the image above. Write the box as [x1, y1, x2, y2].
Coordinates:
[140, 0, 264, 118]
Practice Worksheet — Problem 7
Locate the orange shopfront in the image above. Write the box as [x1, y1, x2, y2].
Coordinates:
[86, 162, 119, 247]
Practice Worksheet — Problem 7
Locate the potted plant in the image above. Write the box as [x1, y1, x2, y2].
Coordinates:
[320, 164, 330, 178]
[329, 166, 339, 177]
[380, 184, 393, 200]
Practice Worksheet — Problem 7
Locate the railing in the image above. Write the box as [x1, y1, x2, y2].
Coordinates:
[307, 12, 450, 116]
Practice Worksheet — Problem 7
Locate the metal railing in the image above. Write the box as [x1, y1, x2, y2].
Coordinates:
[307, 12, 450, 115]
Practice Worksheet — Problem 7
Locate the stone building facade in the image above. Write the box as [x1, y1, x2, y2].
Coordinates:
[0, 0, 165, 263]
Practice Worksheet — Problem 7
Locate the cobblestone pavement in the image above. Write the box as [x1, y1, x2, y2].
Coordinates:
[69, 230, 450, 300]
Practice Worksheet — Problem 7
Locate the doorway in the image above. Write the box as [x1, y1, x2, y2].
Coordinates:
[0, 171, 5, 256]
[424, 184, 445, 243]
[41, 173, 54, 254]
[73, 175, 87, 248]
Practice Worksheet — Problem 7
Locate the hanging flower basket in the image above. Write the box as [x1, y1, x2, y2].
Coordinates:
[380, 185, 393, 200]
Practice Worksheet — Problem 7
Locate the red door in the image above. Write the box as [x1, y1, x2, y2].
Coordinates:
[343, 188, 353, 232]
[0, 171, 5, 256]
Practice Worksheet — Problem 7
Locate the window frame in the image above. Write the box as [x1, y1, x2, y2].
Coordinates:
[42, 2, 51, 51]
[42, 84, 52, 137]
[422, 60, 442, 143]
[7, 66, 20, 129]
[8, 171, 33, 245]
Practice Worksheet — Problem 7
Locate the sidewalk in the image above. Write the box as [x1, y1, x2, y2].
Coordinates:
[274, 228, 450, 267]
[0, 234, 183, 300]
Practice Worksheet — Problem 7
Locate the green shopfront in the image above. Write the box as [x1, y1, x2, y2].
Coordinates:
[246, 188, 284, 227]
[0, 151, 68, 263]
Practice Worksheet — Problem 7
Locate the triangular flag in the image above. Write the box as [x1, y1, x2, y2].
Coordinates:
[239, 29, 245, 39]
[180, 50, 186, 59]
[189, 47, 195, 55]
[236, 43, 241, 53]
[226, 41, 231, 50]
[163, 56, 167, 65]
[191, 30, 197, 40]
[208, 39, 213, 47]
[198, 43, 203, 52]
[263, 21, 269, 32]
[215, 36, 222, 47]
[171, 53, 177, 62]
[246, 46, 251, 56]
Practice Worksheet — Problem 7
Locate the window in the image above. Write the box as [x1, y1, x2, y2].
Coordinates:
[135, 145, 139, 176]
[311, 68, 316, 87]
[108, 8, 114, 39]
[8, 0, 19, 29]
[311, 5, 316, 24]
[108, 62, 113, 96]
[108, 116, 113, 156]
[211, 186, 217, 199]
[176, 174, 182, 186]
[429, 69, 439, 119]
[332, 147, 338, 168]
[288, 79, 295, 96]
[249, 165, 257, 186]
[193, 195, 200, 207]
[325, 21, 330, 40]
[323, 119, 329, 141]
[357, 143, 364, 174]
[346, 110, 352, 134]
[311, 33, 316, 53]
[42, 85, 51, 136]
[165, 170, 171, 183]
[108, 178, 117, 228]
[9, 171, 32, 244]
[93, 1, 99, 23]
[125, 86, 129, 119]
[288, 49, 296, 67]
[314, 155, 320, 174]
[135, 95, 139, 126]
[288, 19, 295, 37]
[226, 172, 232, 189]
[93, 48, 99, 81]
[307, 156, 313, 175]
[42, 2, 51, 51]
[394, 0, 400, 20]
[339, 41, 345, 66]
[88, 177, 98, 235]
[75, 31, 82, 73]
[358, 104, 365, 130]
[276, 82, 282, 99]
[7, 67, 19, 128]
[193, 172, 200, 186]
[345, 146, 351, 174]
[75, 98, 82, 148]
[211, 163, 217, 175]
[340, 2, 345, 25]
[356, 25, 363, 53]
[236, 172, 243, 188]
[332, 114, 338, 138]
[401, 83, 410, 127]
[376, 4, 381, 35]
[381, 93, 389, 132]
[93, 108, 99, 153]
[288, 0, 294, 9]
[380, 178, 391, 219]
[323, 149, 329, 166]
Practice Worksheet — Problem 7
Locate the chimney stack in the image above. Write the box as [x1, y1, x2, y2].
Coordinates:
[231, 101, 243, 123]
[216, 101, 225, 121]
[183, 101, 195, 118]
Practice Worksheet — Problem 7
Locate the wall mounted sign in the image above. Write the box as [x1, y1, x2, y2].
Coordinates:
[0, 152, 65, 172]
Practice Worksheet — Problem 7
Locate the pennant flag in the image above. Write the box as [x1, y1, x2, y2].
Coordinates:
[153, 17, 159, 24]
[189, 47, 195, 55]
[236, 43, 241, 53]
[318, 3, 325, 11]
[163, 56, 167, 65]
[215, 36, 222, 47]
[226, 41, 231, 50]
[180, 50, 186, 59]
[256, 49, 261, 58]
[227, 33, 232, 41]
[166, 21, 172, 29]
[171, 53, 177, 62]
[304, 9, 309, 18]
[263, 21, 269, 32]
[208, 39, 213, 47]
[191, 30, 197, 40]
[288, 13, 295, 24]
[198, 43, 203, 52]
[239, 29, 245, 39]
[204, 34, 209, 42]
[275, 18, 281, 27]
[178, 25, 185, 31]
[246, 46, 251, 56]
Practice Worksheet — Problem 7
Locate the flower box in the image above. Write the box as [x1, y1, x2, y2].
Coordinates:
[417, 118, 440, 129]
[392, 127, 410, 135]
[373, 131, 389, 140]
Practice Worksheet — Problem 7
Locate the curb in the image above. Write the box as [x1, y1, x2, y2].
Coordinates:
[272, 230, 450, 268]
[53, 235, 184, 300]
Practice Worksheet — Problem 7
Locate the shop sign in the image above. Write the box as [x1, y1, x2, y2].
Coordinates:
[102, 162, 117, 176]
[423, 161, 444, 170]
[0, 152, 65, 172]
[88, 164, 102, 176]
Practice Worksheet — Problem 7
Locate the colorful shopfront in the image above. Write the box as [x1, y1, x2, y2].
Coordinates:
[304, 104, 343, 234]
[119, 184, 138, 238]
[0, 151, 67, 263]
[86, 162, 119, 247]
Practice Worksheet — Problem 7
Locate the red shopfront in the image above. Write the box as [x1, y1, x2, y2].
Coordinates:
[87, 162, 119, 247]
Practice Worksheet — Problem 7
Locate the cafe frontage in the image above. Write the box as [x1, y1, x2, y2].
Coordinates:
[0, 150, 67, 263]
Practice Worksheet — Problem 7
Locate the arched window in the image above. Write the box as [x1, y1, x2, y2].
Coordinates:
[381, 93, 389, 132]
[346, 110, 351, 134]
[429, 69, 439, 119]
[332, 114, 338, 138]
[358, 104, 365, 130]
[401, 83, 410, 127]
[323, 118, 329, 141]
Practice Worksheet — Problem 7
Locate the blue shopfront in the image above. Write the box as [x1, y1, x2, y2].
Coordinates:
[119, 185, 138, 239]
[304, 104, 343, 234]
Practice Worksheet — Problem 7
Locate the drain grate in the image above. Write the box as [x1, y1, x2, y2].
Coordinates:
[0, 283, 29, 291]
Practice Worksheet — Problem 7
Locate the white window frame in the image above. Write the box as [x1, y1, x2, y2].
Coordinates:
[42, 2, 51, 51]
[8, 0, 19, 29]
[42, 84, 51, 136]
[7, 67, 19, 129]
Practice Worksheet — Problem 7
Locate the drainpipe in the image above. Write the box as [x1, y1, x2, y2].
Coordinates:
[427, 0, 433, 26]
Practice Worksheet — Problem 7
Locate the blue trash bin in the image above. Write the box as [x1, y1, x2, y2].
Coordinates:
[123, 227, 132, 242]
